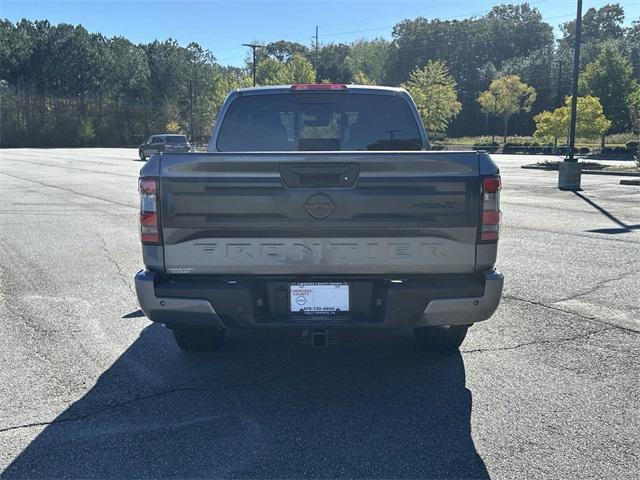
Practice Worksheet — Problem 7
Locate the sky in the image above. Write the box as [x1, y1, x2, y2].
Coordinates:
[2, 0, 639, 67]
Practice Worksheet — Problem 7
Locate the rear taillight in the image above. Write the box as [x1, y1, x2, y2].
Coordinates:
[139, 177, 160, 244]
[479, 175, 501, 242]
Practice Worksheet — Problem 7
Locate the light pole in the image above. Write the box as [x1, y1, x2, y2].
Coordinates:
[558, 0, 583, 191]
[314, 26, 319, 83]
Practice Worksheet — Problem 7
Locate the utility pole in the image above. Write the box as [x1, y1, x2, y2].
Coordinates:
[558, 0, 583, 190]
[242, 43, 264, 87]
[314, 26, 319, 83]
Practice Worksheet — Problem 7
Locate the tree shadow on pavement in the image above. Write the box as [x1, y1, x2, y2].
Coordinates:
[3, 325, 488, 479]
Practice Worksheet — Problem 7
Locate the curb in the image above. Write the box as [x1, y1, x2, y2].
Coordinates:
[521, 164, 640, 177]
[620, 179, 640, 186]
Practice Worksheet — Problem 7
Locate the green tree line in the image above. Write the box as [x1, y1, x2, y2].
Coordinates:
[1, 3, 638, 147]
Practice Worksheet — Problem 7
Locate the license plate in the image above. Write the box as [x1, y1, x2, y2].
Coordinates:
[290, 282, 349, 314]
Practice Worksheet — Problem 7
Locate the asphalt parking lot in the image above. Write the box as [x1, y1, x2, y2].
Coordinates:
[0, 148, 638, 479]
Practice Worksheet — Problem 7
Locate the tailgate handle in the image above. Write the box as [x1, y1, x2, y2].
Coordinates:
[280, 163, 359, 188]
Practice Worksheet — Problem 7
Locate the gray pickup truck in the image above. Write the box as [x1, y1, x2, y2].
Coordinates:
[134, 84, 503, 352]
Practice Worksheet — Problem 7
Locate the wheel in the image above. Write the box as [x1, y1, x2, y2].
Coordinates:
[139, 149, 146, 161]
[414, 325, 469, 353]
[172, 327, 226, 351]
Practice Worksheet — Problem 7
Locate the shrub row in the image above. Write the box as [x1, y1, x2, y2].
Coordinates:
[472, 140, 499, 153]
[600, 146, 636, 155]
[441, 136, 639, 155]
[471, 144, 637, 156]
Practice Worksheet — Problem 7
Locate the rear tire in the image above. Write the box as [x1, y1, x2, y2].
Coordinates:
[414, 325, 469, 353]
[139, 150, 146, 161]
[172, 328, 226, 351]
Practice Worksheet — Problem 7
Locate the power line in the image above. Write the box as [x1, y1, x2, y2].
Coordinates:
[218, 1, 640, 65]
[304, 0, 499, 36]
[315, 1, 614, 41]
[218, 0, 566, 61]
[217, 23, 558, 64]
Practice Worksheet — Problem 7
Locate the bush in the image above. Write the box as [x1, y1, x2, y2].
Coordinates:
[601, 146, 634, 155]
[555, 147, 578, 155]
[429, 132, 447, 142]
[626, 140, 639, 150]
[503, 136, 538, 146]
[77, 118, 96, 147]
[502, 139, 553, 154]
[605, 132, 635, 145]
[472, 143, 499, 153]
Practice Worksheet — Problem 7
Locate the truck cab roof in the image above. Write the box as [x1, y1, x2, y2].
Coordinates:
[233, 84, 408, 96]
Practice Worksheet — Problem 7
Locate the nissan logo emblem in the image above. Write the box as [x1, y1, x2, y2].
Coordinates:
[303, 193, 337, 220]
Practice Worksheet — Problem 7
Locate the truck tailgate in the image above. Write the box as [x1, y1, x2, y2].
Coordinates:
[158, 151, 480, 275]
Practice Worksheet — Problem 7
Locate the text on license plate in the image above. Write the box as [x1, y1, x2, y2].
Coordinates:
[290, 282, 349, 314]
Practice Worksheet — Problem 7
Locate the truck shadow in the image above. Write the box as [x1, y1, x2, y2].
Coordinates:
[4, 325, 488, 479]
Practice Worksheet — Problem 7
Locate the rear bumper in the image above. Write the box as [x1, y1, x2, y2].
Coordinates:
[164, 146, 190, 153]
[135, 270, 226, 330]
[134, 270, 503, 330]
[417, 270, 503, 327]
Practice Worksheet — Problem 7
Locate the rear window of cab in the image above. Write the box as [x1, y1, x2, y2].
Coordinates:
[216, 92, 423, 152]
[165, 135, 188, 144]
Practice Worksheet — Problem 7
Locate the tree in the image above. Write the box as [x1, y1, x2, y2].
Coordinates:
[77, 118, 96, 146]
[255, 54, 315, 86]
[285, 54, 315, 83]
[165, 121, 182, 133]
[386, 5, 552, 136]
[630, 88, 640, 134]
[352, 71, 374, 85]
[255, 57, 288, 85]
[630, 88, 640, 164]
[143, 39, 191, 134]
[103, 37, 150, 144]
[478, 75, 536, 143]
[533, 110, 566, 146]
[316, 43, 351, 83]
[561, 4, 625, 62]
[265, 40, 309, 62]
[499, 48, 557, 113]
[579, 41, 639, 132]
[344, 38, 390, 84]
[534, 96, 611, 145]
[183, 42, 218, 141]
[211, 66, 251, 120]
[571, 96, 612, 141]
[484, 4, 553, 66]
[625, 21, 640, 83]
[402, 61, 461, 133]
[9, 12, 639, 147]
